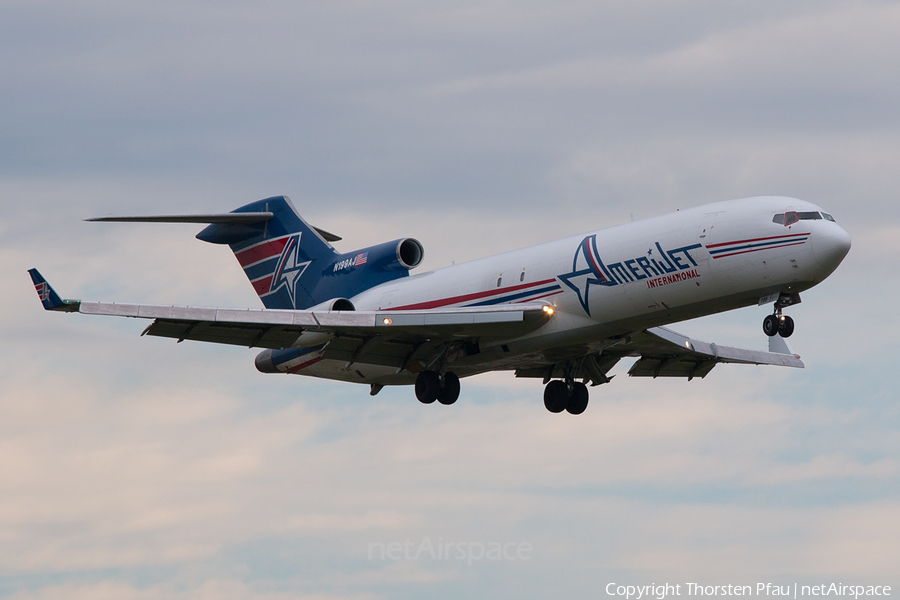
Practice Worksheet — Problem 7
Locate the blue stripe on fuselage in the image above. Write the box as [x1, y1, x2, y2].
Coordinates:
[466, 284, 561, 307]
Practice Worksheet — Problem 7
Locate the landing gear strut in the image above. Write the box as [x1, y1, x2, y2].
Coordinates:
[415, 370, 460, 405]
[543, 380, 589, 415]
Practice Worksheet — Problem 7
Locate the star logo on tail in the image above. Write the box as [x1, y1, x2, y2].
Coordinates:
[34, 282, 49, 301]
[270, 234, 310, 308]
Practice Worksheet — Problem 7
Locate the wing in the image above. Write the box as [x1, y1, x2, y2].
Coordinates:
[513, 325, 802, 385]
[28, 269, 552, 351]
[620, 325, 803, 377]
[29, 268, 798, 381]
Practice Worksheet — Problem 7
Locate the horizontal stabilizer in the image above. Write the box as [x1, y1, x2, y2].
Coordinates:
[312, 227, 342, 242]
[86, 212, 274, 224]
[86, 212, 342, 241]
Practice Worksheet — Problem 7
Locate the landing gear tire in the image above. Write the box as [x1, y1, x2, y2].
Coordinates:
[543, 380, 568, 413]
[566, 382, 589, 415]
[778, 315, 795, 338]
[763, 314, 780, 337]
[437, 372, 460, 405]
[415, 371, 440, 404]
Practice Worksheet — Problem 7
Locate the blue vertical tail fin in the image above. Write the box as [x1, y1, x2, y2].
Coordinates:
[83, 194, 420, 310]
[196, 196, 338, 310]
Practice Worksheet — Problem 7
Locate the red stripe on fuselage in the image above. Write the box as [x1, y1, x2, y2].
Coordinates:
[386, 278, 558, 311]
[235, 237, 290, 267]
[706, 232, 811, 249]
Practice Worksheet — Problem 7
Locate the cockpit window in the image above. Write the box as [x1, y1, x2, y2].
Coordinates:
[822, 212, 835, 222]
[774, 211, 823, 225]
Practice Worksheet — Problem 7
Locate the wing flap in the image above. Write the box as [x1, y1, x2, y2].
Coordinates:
[144, 320, 305, 348]
[321, 336, 415, 369]
[627, 356, 718, 379]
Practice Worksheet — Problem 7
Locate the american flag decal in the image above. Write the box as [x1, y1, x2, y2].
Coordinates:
[355, 252, 368, 266]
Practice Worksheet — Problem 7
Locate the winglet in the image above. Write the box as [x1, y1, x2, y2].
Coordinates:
[27, 269, 80, 312]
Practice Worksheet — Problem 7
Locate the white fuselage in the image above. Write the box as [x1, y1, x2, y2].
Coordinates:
[296, 196, 850, 384]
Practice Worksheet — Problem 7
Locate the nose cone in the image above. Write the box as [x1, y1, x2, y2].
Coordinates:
[812, 223, 851, 276]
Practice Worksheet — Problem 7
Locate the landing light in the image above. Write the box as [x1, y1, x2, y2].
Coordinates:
[542, 306, 555, 316]
[383, 317, 393, 325]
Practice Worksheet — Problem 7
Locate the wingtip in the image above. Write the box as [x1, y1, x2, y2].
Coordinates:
[27, 269, 80, 312]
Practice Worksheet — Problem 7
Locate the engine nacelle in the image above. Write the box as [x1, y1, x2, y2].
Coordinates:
[256, 347, 322, 373]
[393, 238, 425, 270]
[306, 297, 356, 312]
[331, 238, 424, 274]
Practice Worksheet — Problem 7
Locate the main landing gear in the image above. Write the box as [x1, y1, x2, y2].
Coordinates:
[415, 370, 460, 405]
[763, 311, 794, 338]
[543, 380, 589, 415]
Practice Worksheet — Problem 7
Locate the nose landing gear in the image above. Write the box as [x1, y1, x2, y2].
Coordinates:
[763, 311, 794, 338]
[763, 292, 800, 338]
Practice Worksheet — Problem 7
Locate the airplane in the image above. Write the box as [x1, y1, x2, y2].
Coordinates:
[29, 195, 851, 414]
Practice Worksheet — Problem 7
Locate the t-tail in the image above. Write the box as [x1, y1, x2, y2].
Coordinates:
[87, 195, 424, 310]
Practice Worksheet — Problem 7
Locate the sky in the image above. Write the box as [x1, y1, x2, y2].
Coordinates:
[1, 1, 898, 598]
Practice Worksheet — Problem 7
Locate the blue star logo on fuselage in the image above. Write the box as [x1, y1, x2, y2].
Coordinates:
[270, 233, 310, 308]
[558, 235, 610, 317]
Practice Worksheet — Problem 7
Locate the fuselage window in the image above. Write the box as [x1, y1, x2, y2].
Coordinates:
[497, 277, 502, 288]
[798, 211, 822, 220]
[822, 212, 835, 222]
[784, 211, 799, 226]
[520, 271, 525, 282]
